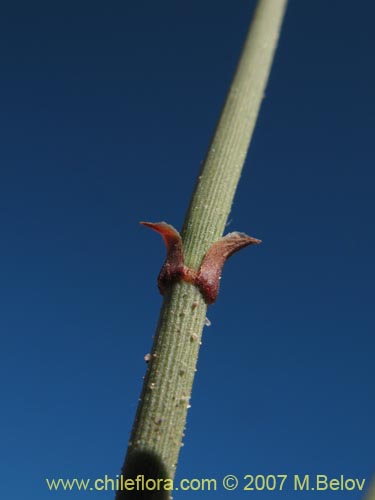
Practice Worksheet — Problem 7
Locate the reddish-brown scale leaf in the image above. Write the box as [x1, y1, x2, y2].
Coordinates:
[197, 232, 261, 304]
[140, 221, 187, 295]
[141, 222, 260, 304]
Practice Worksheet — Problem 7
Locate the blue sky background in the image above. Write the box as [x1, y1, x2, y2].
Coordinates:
[1, 1, 374, 498]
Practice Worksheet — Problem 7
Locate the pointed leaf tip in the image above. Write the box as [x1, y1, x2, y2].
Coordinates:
[140, 221, 182, 250]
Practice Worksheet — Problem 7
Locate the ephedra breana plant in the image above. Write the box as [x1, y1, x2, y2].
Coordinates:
[115, 1, 288, 498]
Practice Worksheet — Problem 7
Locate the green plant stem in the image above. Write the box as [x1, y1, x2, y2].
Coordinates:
[117, 0, 287, 495]
[182, 0, 287, 266]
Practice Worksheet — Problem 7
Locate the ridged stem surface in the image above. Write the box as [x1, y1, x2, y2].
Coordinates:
[117, 1, 288, 497]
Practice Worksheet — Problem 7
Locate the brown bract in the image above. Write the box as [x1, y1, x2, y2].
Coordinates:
[140, 221, 261, 304]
